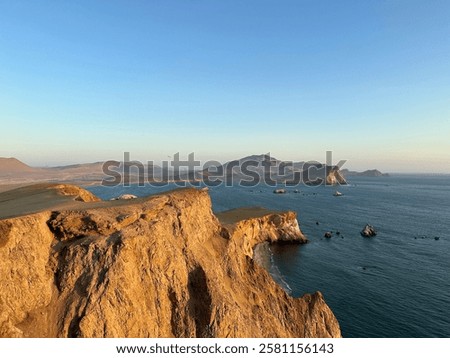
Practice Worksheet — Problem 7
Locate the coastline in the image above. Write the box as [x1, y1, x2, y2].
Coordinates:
[0, 184, 340, 338]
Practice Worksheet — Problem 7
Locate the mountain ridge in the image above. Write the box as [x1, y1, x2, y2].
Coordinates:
[1, 155, 348, 186]
[340, 168, 389, 177]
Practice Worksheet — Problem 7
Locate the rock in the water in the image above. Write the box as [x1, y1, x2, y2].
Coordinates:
[273, 188, 286, 194]
[114, 194, 138, 200]
[434, 236, 440, 240]
[361, 224, 377, 237]
[324, 231, 332, 238]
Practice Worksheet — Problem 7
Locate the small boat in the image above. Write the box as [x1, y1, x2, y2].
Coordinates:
[333, 191, 343, 196]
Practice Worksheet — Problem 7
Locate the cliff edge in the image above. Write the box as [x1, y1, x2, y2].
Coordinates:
[0, 185, 341, 338]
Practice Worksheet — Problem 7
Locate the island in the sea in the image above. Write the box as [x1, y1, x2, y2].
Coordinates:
[340, 168, 389, 177]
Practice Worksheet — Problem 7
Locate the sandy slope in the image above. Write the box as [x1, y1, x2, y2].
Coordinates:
[0, 184, 101, 219]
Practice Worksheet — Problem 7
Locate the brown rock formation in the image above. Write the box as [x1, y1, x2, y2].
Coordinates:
[0, 185, 341, 338]
[326, 167, 347, 185]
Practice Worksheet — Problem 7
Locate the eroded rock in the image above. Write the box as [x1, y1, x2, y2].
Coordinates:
[0, 187, 341, 338]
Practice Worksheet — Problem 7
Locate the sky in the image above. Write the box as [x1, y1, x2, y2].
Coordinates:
[0, 0, 449, 172]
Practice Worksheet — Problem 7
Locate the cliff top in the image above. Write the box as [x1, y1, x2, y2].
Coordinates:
[0, 184, 206, 220]
[216, 207, 282, 225]
[0, 184, 102, 219]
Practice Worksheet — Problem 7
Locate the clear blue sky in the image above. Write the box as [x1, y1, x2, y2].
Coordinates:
[0, 0, 449, 172]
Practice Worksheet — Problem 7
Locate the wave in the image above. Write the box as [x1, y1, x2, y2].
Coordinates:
[253, 242, 292, 295]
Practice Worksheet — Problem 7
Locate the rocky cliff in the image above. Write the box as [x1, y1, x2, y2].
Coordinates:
[0, 186, 341, 338]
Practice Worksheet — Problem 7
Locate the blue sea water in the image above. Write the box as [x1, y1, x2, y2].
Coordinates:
[88, 175, 450, 337]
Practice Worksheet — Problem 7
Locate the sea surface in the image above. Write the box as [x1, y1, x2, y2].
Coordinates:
[88, 174, 450, 337]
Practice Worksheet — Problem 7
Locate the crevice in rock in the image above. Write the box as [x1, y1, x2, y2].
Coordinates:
[67, 316, 82, 338]
[188, 266, 212, 337]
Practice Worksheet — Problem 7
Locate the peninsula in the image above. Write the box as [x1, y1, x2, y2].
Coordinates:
[0, 184, 341, 338]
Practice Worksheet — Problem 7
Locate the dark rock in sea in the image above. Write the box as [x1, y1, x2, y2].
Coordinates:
[434, 236, 440, 240]
[324, 232, 332, 239]
[294, 189, 300, 193]
[336, 231, 341, 236]
[273, 189, 286, 194]
[361, 224, 377, 238]
[316, 221, 320, 225]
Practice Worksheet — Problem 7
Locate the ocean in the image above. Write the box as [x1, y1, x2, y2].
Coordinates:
[88, 174, 450, 338]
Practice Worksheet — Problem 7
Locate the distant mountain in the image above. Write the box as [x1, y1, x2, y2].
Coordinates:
[0, 156, 347, 186]
[196, 154, 347, 185]
[49, 162, 105, 171]
[0, 157, 36, 173]
[0, 157, 108, 184]
[0, 157, 163, 185]
[340, 169, 389, 177]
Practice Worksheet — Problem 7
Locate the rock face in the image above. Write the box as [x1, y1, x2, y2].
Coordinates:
[0, 187, 341, 338]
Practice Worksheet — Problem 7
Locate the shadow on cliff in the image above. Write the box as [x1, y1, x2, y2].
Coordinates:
[188, 266, 212, 337]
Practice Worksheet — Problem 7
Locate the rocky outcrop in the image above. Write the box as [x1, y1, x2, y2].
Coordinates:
[326, 167, 347, 185]
[273, 188, 286, 194]
[51, 184, 100, 202]
[361, 224, 377, 237]
[111, 194, 138, 200]
[0, 187, 341, 338]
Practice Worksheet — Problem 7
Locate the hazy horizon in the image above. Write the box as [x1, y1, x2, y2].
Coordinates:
[2, 153, 450, 175]
[1, 1, 449, 174]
